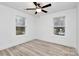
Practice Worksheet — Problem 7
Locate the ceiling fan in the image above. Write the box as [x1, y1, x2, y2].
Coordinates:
[25, 2, 51, 14]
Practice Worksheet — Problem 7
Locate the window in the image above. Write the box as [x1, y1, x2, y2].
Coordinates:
[16, 16, 25, 35]
[53, 16, 65, 36]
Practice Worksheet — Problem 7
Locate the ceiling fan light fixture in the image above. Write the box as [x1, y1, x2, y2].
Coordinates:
[26, 2, 51, 14]
[36, 8, 41, 12]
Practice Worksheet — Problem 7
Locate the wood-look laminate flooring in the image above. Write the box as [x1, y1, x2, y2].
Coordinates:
[0, 39, 78, 56]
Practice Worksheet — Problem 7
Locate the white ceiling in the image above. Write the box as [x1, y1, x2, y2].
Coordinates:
[0, 2, 78, 16]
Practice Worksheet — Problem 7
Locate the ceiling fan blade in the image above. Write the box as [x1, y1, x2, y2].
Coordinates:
[35, 12, 37, 14]
[42, 4, 51, 8]
[38, 4, 41, 7]
[33, 2, 38, 6]
[25, 8, 36, 10]
[42, 10, 47, 13]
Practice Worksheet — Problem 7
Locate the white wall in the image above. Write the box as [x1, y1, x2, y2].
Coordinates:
[36, 8, 77, 48]
[76, 4, 79, 54]
[0, 4, 35, 50]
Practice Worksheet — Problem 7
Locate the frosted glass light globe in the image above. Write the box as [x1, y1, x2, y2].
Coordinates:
[36, 8, 41, 12]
